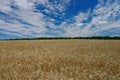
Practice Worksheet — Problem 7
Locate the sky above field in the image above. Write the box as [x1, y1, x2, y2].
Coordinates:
[0, 0, 120, 39]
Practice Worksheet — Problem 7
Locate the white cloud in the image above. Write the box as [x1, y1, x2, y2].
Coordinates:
[34, 0, 71, 15]
[0, 0, 13, 12]
[13, 0, 35, 10]
[0, 0, 120, 38]
[0, 0, 71, 38]
[61, 0, 120, 37]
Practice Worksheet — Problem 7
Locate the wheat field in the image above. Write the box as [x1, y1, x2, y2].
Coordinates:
[0, 40, 120, 80]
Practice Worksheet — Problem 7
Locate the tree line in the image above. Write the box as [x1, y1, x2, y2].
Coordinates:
[1, 36, 120, 40]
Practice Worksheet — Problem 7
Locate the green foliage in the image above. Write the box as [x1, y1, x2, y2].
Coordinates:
[2, 36, 120, 40]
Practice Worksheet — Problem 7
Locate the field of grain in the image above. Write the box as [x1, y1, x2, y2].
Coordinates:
[0, 40, 120, 80]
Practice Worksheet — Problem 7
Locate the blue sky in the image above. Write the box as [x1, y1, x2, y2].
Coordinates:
[0, 0, 120, 39]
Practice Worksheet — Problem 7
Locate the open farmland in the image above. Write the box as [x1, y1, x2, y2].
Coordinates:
[0, 40, 120, 80]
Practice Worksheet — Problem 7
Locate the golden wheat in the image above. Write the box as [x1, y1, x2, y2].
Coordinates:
[0, 40, 120, 80]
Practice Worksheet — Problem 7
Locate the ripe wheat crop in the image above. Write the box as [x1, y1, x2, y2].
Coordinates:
[0, 40, 120, 80]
